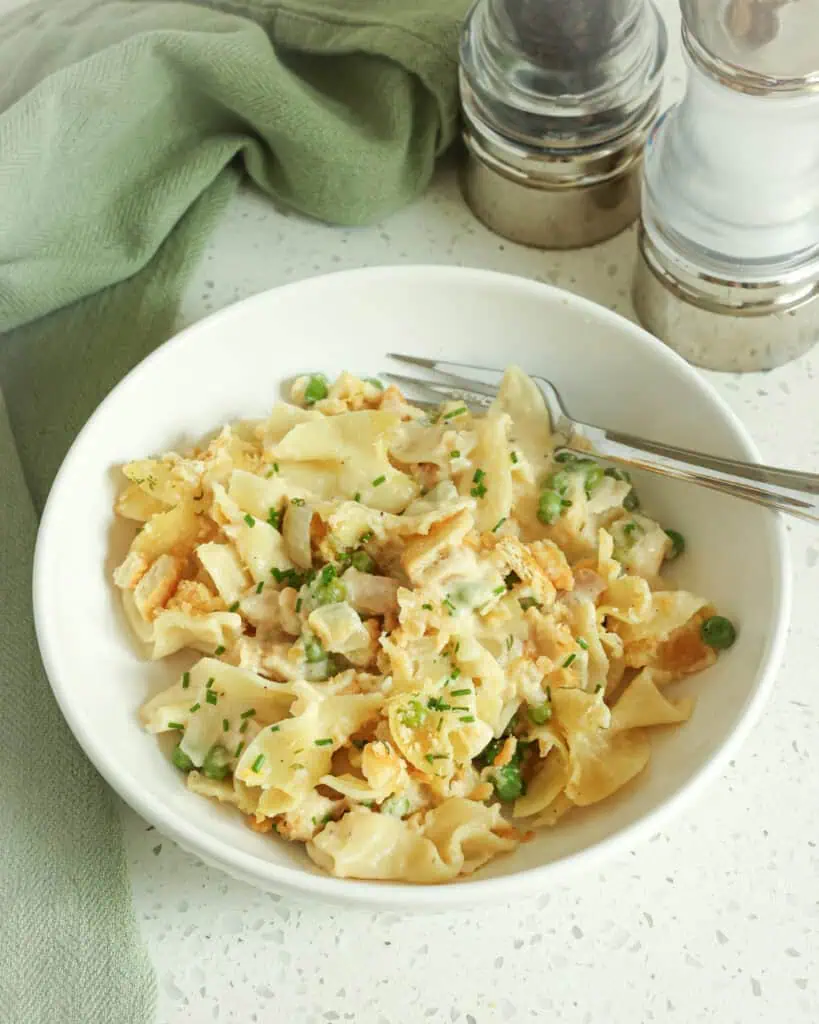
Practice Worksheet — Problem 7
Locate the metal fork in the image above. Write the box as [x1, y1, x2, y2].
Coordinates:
[385, 354, 819, 525]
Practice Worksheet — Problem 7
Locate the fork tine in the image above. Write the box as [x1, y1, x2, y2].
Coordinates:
[386, 358, 499, 400]
[382, 372, 493, 406]
[389, 353, 504, 379]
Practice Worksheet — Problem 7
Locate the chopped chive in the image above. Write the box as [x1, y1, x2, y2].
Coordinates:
[214, 645, 226, 656]
[205, 677, 215, 688]
[442, 406, 467, 420]
[443, 597, 456, 615]
[265, 469, 274, 478]
[267, 508, 281, 530]
[295, 597, 303, 612]
[181, 672, 190, 689]
[269, 725, 280, 733]
[291, 497, 305, 506]
[222, 718, 229, 732]
[562, 653, 577, 668]
[425, 753, 448, 763]
[372, 475, 386, 487]
[243, 513, 255, 527]
[421, 603, 433, 611]
[168, 721, 184, 731]
[234, 741, 244, 757]
[506, 635, 514, 650]
[256, 580, 264, 594]
[473, 468, 486, 483]
[492, 585, 506, 595]
[359, 529, 375, 543]
[205, 690, 218, 705]
[273, 463, 280, 473]
[228, 600, 240, 612]
[239, 720, 249, 734]
[577, 637, 589, 650]
[460, 715, 476, 723]
[314, 738, 333, 747]
[450, 688, 471, 696]
[251, 754, 265, 773]
[449, 667, 461, 679]
[510, 451, 519, 464]
[492, 518, 506, 533]
[450, 450, 461, 458]
[189, 703, 200, 713]
[354, 492, 361, 502]
[240, 708, 256, 719]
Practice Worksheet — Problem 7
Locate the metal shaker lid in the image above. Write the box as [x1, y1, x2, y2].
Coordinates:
[681, 0, 819, 91]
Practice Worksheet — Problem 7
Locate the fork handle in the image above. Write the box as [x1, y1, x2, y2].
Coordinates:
[570, 424, 819, 524]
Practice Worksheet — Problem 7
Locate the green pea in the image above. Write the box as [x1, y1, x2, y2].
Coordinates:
[318, 579, 347, 605]
[584, 465, 605, 497]
[303, 374, 329, 406]
[171, 742, 194, 773]
[548, 470, 571, 496]
[350, 550, 376, 573]
[202, 744, 231, 780]
[537, 488, 563, 525]
[491, 762, 525, 802]
[381, 795, 410, 817]
[700, 615, 736, 650]
[527, 702, 552, 725]
[304, 636, 326, 663]
[623, 488, 640, 512]
[665, 529, 685, 560]
[399, 698, 428, 729]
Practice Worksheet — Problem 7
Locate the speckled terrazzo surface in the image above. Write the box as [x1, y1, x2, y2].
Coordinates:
[78, 2, 819, 1020]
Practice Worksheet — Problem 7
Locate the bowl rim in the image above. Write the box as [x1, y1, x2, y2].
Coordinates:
[33, 264, 791, 908]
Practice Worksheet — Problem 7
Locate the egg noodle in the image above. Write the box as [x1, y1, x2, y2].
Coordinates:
[112, 368, 732, 883]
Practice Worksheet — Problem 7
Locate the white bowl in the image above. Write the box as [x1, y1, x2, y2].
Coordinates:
[34, 266, 790, 910]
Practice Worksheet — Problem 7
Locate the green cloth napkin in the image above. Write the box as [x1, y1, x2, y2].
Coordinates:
[0, 1, 467, 1020]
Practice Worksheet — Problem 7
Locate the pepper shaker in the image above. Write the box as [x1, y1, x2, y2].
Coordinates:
[458, 0, 668, 249]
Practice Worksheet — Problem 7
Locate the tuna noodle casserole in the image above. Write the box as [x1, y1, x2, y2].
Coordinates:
[112, 368, 735, 882]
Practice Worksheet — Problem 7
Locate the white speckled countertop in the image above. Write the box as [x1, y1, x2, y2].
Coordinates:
[120, 5, 819, 1022]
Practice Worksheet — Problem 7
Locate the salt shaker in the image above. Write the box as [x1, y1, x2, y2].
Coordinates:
[633, 0, 819, 371]
[458, 0, 668, 249]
